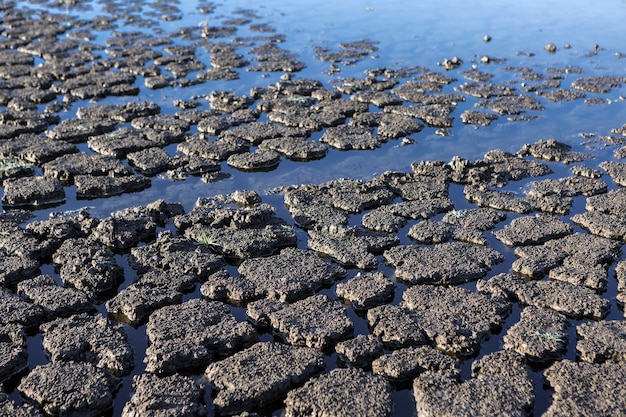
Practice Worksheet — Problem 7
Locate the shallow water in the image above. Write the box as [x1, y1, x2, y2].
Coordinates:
[2, 0, 626, 416]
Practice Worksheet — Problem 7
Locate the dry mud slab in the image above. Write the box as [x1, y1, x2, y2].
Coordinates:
[122, 373, 207, 417]
[576, 320, 626, 363]
[0, 324, 27, 384]
[367, 285, 510, 356]
[284, 367, 393, 417]
[145, 299, 258, 374]
[16, 274, 92, 320]
[372, 345, 459, 383]
[335, 334, 384, 368]
[335, 271, 395, 310]
[477, 273, 610, 319]
[503, 306, 569, 364]
[383, 241, 503, 285]
[41, 313, 134, 376]
[543, 360, 626, 416]
[413, 350, 534, 417]
[205, 342, 325, 415]
[267, 294, 354, 349]
[17, 361, 118, 417]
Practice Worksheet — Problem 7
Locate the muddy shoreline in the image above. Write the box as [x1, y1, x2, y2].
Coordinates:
[2, 1, 626, 416]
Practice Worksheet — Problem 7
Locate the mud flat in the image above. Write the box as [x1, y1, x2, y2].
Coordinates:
[2, 1, 626, 416]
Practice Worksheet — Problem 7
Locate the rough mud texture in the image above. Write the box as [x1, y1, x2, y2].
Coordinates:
[2, 176, 65, 208]
[308, 226, 399, 270]
[205, 342, 325, 415]
[477, 273, 610, 319]
[576, 320, 626, 363]
[518, 138, 590, 163]
[16, 274, 92, 320]
[335, 271, 395, 310]
[407, 219, 487, 245]
[237, 247, 346, 302]
[0, 287, 43, 328]
[335, 334, 384, 368]
[0, 324, 27, 383]
[413, 350, 534, 417]
[121, 373, 207, 417]
[543, 360, 626, 417]
[145, 299, 258, 374]
[17, 361, 118, 417]
[493, 214, 573, 246]
[511, 233, 619, 290]
[267, 294, 354, 349]
[284, 367, 393, 417]
[464, 185, 532, 213]
[53, 238, 123, 294]
[41, 313, 134, 376]
[372, 345, 459, 382]
[503, 306, 569, 364]
[383, 242, 503, 285]
[3, 2, 626, 416]
[178, 198, 297, 261]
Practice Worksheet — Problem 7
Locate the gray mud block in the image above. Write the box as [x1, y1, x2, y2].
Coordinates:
[205, 341, 325, 415]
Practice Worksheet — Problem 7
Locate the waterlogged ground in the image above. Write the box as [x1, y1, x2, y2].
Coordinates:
[2, 0, 626, 416]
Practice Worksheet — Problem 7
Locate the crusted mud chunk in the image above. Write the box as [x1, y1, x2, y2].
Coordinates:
[0, 287, 43, 328]
[586, 187, 626, 215]
[87, 127, 158, 158]
[17, 275, 92, 320]
[571, 211, 626, 241]
[492, 214, 573, 246]
[201, 269, 263, 304]
[384, 242, 503, 285]
[129, 231, 224, 280]
[17, 361, 118, 417]
[576, 321, 626, 363]
[335, 334, 384, 368]
[600, 160, 626, 186]
[226, 149, 281, 171]
[518, 138, 590, 163]
[400, 285, 511, 357]
[460, 110, 499, 126]
[42, 153, 131, 183]
[284, 367, 393, 417]
[41, 313, 133, 376]
[308, 226, 399, 270]
[407, 219, 487, 245]
[477, 273, 610, 319]
[205, 342, 325, 415]
[237, 247, 345, 302]
[335, 271, 395, 310]
[503, 306, 569, 364]
[46, 118, 118, 144]
[320, 124, 384, 150]
[53, 238, 124, 294]
[121, 373, 207, 417]
[0, 324, 27, 383]
[2, 176, 65, 208]
[106, 284, 183, 325]
[268, 294, 354, 349]
[0, 390, 44, 417]
[0, 254, 39, 286]
[543, 360, 626, 417]
[464, 185, 532, 213]
[258, 136, 328, 160]
[74, 174, 151, 199]
[372, 345, 459, 382]
[442, 207, 507, 231]
[145, 299, 258, 374]
[414, 350, 534, 417]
